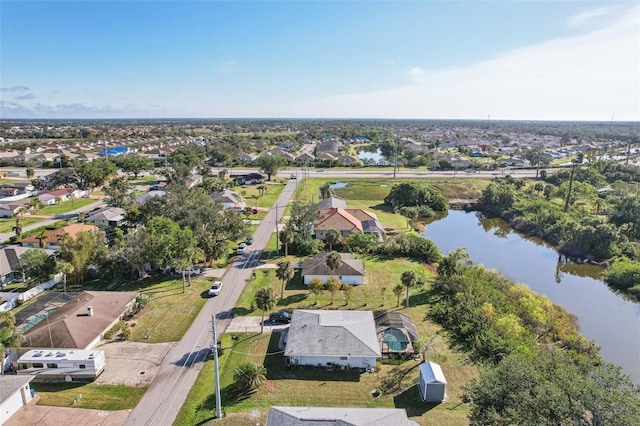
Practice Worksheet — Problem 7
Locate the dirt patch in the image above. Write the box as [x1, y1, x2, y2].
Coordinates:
[94, 341, 174, 387]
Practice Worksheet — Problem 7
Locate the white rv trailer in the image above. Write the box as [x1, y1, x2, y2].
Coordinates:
[17, 349, 106, 382]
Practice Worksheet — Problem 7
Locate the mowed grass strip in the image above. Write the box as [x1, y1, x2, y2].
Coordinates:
[117, 275, 213, 342]
[0, 216, 42, 234]
[37, 198, 96, 215]
[34, 383, 147, 411]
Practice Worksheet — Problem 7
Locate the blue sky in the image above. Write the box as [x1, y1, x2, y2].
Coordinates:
[1, 1, 638, 120]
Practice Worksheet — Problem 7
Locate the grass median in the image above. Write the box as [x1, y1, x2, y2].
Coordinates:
[34, 383, 147, 411]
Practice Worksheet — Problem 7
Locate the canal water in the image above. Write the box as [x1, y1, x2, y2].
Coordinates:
[423, 210, 640, 383]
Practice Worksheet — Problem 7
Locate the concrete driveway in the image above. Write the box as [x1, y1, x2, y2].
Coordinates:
[5, 399, 130, 426]
[226, 315, 290, 333]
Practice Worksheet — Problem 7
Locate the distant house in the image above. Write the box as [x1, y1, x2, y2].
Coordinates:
[295, 152, 315, 164]
[84, 207, 125, 227]
[0, 201, 29, 218]
[236, 153, 257, 164]
[20, 224, 99, 250]
[0, 185, 19, 197]
[134, 190, 167, 205]
[20, 290, 138, 349]
[418, 361, 447, 402]
[301, 252, 365, 286]
[284, 310, 381, 369]
[269, 148, 296, 162]
[338, 154, 359, 166]
[233, 173, 264, 185]
[210, 189, 245, 210]
[0, 375, 35, 424]
[267, 406, 414, 426]
[37, 193, 57, 206]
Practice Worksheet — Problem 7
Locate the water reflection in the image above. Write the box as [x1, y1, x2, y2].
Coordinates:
[423, 210, 640, 383]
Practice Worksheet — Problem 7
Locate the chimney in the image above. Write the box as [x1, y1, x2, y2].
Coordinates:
[87, 306, 94, 316]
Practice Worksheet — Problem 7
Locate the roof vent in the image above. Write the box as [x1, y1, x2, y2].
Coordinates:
[87, 306, 94, 316]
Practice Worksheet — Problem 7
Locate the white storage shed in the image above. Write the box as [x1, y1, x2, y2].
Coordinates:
[418, 361, 447, 402]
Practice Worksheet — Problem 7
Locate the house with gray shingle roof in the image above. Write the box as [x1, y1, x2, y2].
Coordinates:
[267, 406, 415, 426]
[0, 375, 35, 424]
[302, 252, 365, 286]
[284, 310, 380, 369]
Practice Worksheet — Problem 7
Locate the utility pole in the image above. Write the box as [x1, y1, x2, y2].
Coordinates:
[393, 141, 399, 179]
[211, 313, 222, 419]
[535, 142, 543, 179]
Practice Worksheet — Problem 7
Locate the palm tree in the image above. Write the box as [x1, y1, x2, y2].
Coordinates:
[436, 248, 470, 281]
[276, 260, 295, 299]
[257, 185, 268, 197]
[393, 284, 404, 307]
[379, 285, 387, 307]
[55, 260, 74, 293]
[0, 312, 20, 375]
[401, 270, 419, 308]
[254, 287, 277, 334]
[308, 278, 324, 305]
[325, 277, 341, 305]
[325, 229, 341, 252]
[233, 362, 267, 393]
[280, 227, 296, 257]
[35, 230, 48, 249]
[12, 217, 23, 239]
[326, 251, 342, 276]
[319, 182, 333, 199]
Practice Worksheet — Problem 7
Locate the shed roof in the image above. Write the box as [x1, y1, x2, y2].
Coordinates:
[419, 361, 447, 384]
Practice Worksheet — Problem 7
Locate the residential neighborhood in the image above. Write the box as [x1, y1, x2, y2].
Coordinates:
[0, 118, 638, 426]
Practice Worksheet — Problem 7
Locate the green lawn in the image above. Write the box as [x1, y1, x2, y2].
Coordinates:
[34, 383, 147, 411]
[237, 182, 285, 209]
[38, 198, 96, 215]
[115, 275, 216, 342]
[0, 216, 42, 234]
[176, 327, 475, 426]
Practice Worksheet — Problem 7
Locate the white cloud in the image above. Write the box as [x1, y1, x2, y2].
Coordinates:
[294, 6, 640, 121]
[384, 59, 394, 65]
[406, 67, 426, 76]
[566, 6, 620, 28]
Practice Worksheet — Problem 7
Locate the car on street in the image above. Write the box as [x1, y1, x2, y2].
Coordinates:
[290, 174, 297, 179]
[245, 236, 254, 245]
[208, 281, 223, 296]
[175, 267, 201, 276]
[268, 311, 291, 323]
[237, 242, 247, 254]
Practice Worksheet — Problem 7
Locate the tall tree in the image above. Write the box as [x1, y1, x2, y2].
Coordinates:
[19, 248, 51, 284]
[279, 227, 296, 257]
[254, 287, 277, 334]
[289, 202, 318, 241]
[58, 230, 108, 285]
[393, 283, 404, 307]
[436, 248, 471, 281]
[119, 153, 154, 179]
[0, 312, 20, 376]
[401, 270, 419, 308]
[276, 260, 295, 299]
[54, 260, 74, 293]
[325, 229, 341, 252]
[12, 217, 23, 239]
[326, 251, 343, 276]
[342, 284, 354, 306]
[319, 182, 333, 199]
[104, 176, 132, 207]
[257, 154, 286, 181]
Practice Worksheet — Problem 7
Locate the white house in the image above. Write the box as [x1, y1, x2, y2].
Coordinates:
[284, 310, 381, 370]
[267, 406, 416, 426]
[210, 189, 245, 210]
[17, 348, 106, 382]
[85, 207, 125, 227]
[301, 252, 365, 286]
[0, 375, 34, 424]
[418, 361, 447, 402]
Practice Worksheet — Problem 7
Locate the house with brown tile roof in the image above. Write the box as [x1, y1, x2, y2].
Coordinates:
[21, 291, 138, 349]
[21, 224, 99, 249]
[314, 208, 363, 240]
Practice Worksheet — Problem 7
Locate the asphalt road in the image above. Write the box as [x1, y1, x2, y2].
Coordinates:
[124, 179, 299, 426]
[0, 199, 106, 242]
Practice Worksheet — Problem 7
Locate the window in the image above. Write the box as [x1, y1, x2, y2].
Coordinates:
[47, 363, 58, 368]
[340, 356, 348, 360]
[79, 364, 86, 369]
[32, 363, 43, 368]
[18, 363, 27, 370]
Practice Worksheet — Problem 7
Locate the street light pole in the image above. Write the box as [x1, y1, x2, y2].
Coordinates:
[211, 313, 222, 418]
[275, 203, 279, 255]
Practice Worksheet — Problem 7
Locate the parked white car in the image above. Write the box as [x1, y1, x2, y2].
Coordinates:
[208, 281, 223, 296]
[237, 243, 247, 254]
[175, 267, 202, 276]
